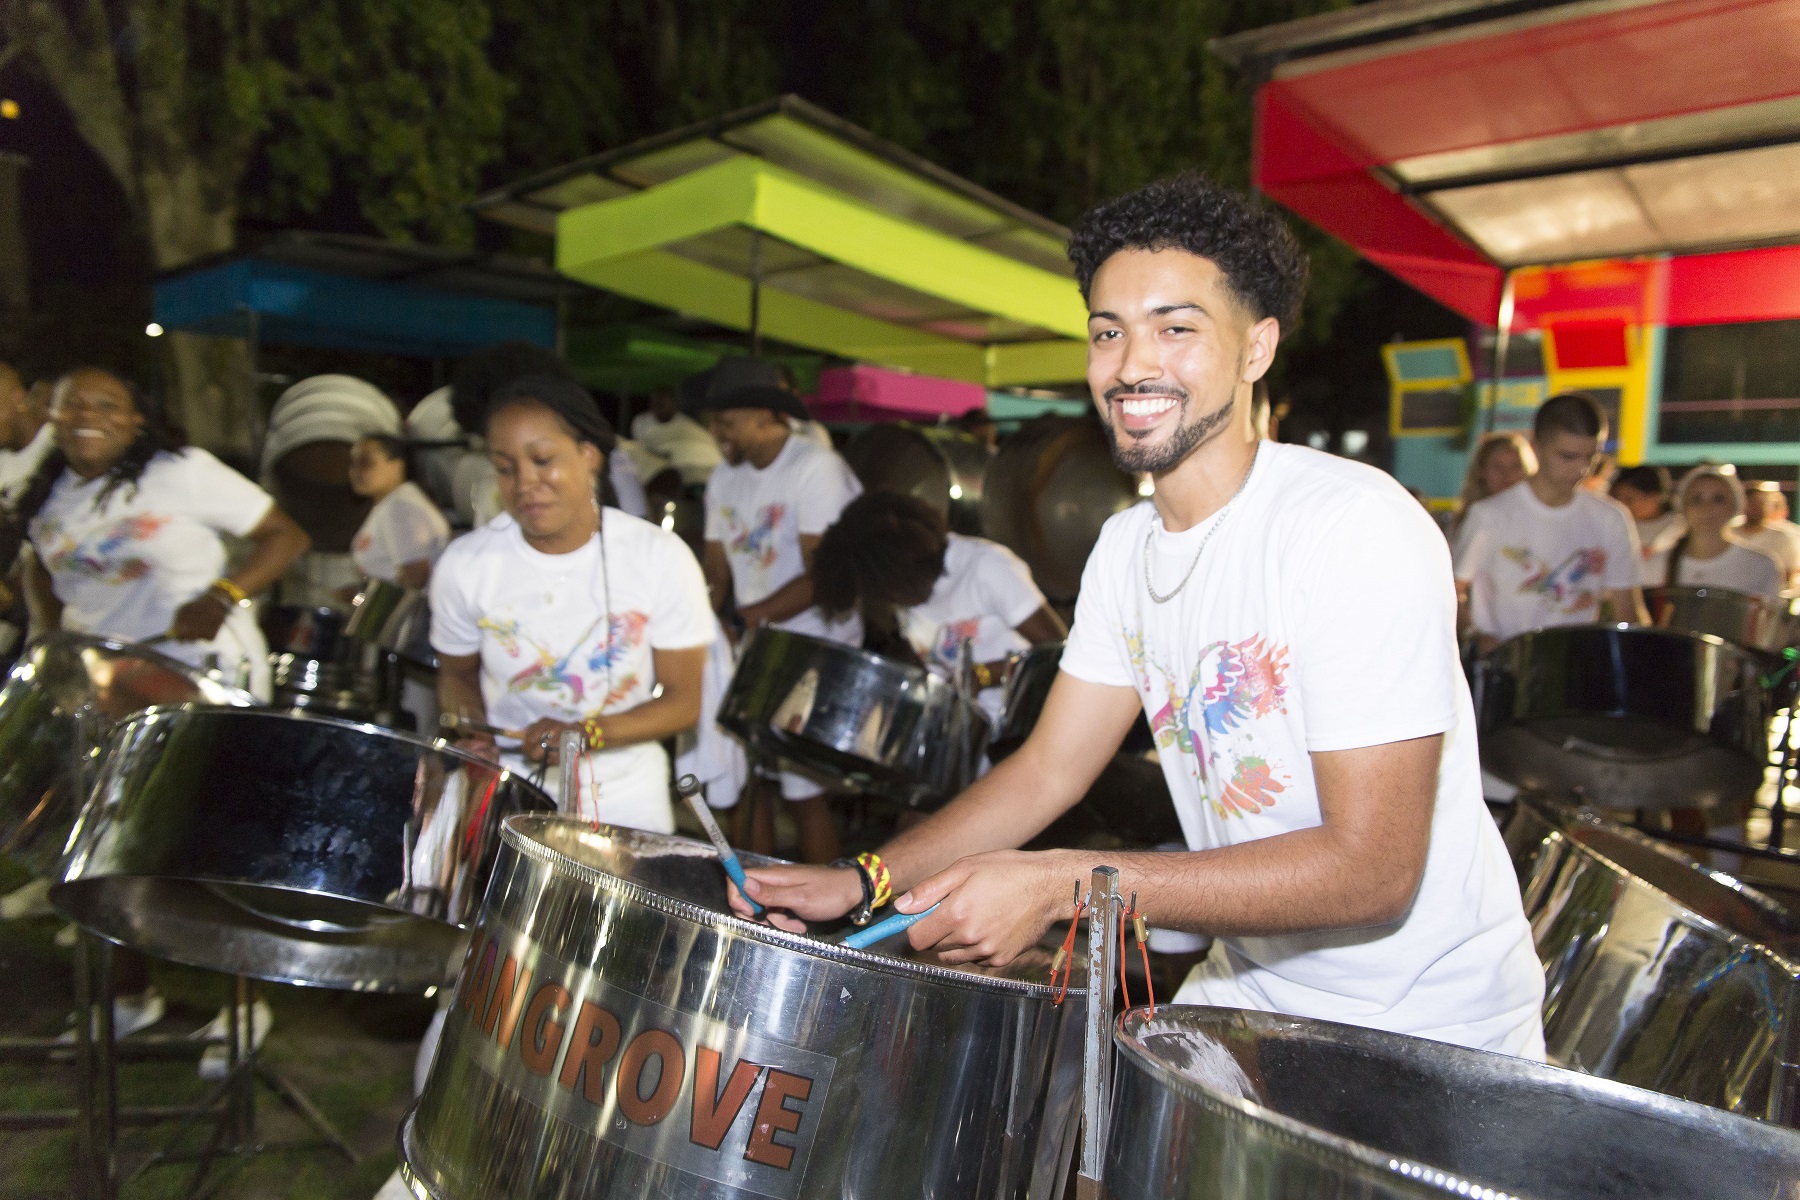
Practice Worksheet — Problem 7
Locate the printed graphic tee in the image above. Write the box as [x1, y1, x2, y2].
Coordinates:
[898, 533, 1047, 725]
[1061, 442, 1545, 1057]
[29, 448, 275, 694]
[1645, 540, 1785, 600]
[704, 433, 862, 641]
[1452, 481, 1641, 642]
[351, 481, 451, 584]
[1634, 511, 1686, 585]
[0, 424, 54, 508]
[431, 508, 714, 832]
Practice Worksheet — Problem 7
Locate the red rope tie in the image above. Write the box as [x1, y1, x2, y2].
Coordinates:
[462, 773, 502, 849]
[1051, 890, 1086, 1005]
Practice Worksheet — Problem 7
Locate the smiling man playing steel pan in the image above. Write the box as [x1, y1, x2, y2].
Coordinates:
[734, 173, 1546, 1058]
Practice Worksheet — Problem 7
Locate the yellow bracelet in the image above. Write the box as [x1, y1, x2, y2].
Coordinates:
[210, 577, 249, 606]
[582, 713, 606, 751]
[856, 851, 893, 909]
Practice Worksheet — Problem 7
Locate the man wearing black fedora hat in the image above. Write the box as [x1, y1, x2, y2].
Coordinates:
[687, 357, 863, 863]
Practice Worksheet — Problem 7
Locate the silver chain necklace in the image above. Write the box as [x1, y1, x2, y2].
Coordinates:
[1142, 442, 1261, 605]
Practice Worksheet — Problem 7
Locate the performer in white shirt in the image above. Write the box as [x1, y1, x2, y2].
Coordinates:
[1452, 431, 1534, 537]
[1645, 466, 1784, 601]
[1610, 464, 1684, 585]
[630, 388, 722, 487]
[811, 490, 1064, 733]
[1736, 480, 1800, 589]
[1453, 393, 1647, 650]
[693, 358, 862, 864]
[432, 376, 712, 833]
[347, 434, 451, 590]
[735, 173, 1545, 1058]
[0, 364, 53, 658]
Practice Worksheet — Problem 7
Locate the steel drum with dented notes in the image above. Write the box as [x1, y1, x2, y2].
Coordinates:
[1472, 623, 1774, 809]
[717, 625, 991, 804]
[841, 422, 991, 535]
[1648, 584, 1800, 656]
[1104, 1006, 1800, 1200]
[0, 633, 258, 875]
[399, 816, 1084, 1199]
[1503, 791, 1800, 1124]
[51, 706, 552, 992]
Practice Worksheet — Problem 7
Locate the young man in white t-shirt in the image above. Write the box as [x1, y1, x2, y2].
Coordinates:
[1453, 393, 1647, 650]
[734, 173, 1546, 1058]
[692, 359, 864, 863]
[1737, 481, 1800, 589]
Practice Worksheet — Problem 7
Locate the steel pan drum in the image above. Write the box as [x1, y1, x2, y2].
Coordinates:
[1103, 1006, 1800, 1200]
[1473, 624, 1773, 809]
[717, 626, 990, 804]
[348, 577, 437, 669]
[981, 416, 1137, 602]
[0, 633, 258, 875]
[841, 422, 991, 535]
[400, 816, 1083, 1199]
[992, 642, 1155, 761]
[1504, 792, 1800, 1123]
[263, 603, 387, 715]
[1649, 584, 1800, 654]
[51, 706, 552, 992]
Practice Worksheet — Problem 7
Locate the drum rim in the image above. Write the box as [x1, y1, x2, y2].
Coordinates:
[115, 702, 549, 789]
[1488, 620, 1749, 662]
[1111, 1005, 1800, 1182]
[1514, 792, 1800, 971]
[741, 623, 946, 689]
[499, 813, 1066, 999]
[12, 631, 262, 708]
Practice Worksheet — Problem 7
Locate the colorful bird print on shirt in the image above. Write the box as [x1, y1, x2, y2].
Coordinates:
[1501, 545, 1608, 614]
[38, 513, 171, 584]
[724, 504, 787, 571]
[478, 610, 650, 714]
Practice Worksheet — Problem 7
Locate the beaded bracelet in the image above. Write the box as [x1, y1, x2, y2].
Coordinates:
[581, 713, 606, 751]
[855, 851, 893, 909]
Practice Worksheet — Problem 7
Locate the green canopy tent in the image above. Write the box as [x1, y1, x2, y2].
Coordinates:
[472, 96, 1088, 390]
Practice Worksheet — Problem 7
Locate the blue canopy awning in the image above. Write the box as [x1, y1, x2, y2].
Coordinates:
[153, 236, 564, 358]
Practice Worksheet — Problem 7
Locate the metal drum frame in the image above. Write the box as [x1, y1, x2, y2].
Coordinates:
[0, 633, 258, 876]
[1473, 623, 1775, 809]
[51, 705, 552, 993]
[263, 603, 387, 717]
[1503, 791, 1800, 1124]
[401, 816, 1084, 1199]
[1103, 1006, 1800, 1200]
[717, 625, 990, 804]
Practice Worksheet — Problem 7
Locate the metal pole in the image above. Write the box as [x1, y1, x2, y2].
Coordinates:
[1077, 866, 1120, 1199]
[1486, 269, 1516, 435]
[748, 230, 763, 358]
[558, 728, 585, 816]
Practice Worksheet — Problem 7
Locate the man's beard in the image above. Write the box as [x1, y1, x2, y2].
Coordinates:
[1100, 386, 1235, 474]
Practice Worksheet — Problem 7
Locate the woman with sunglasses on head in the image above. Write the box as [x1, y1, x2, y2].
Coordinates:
[14, 366, 310, 699]
[430, 376, 713, 833]
[1646, 465, 1784, 601]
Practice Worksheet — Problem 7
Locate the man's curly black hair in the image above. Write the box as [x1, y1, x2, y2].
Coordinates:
[1067, 171, 1309, 336]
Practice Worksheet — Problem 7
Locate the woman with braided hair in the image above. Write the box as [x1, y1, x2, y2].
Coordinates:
[16, 366, 310, 699]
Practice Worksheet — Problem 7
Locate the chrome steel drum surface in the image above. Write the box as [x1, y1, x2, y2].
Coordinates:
[263, 603, 386, 715]
[981, 416, 1137, 602]
[401, 816, 1084, 1199]
[1649, 584, 1800, 655]
[1503, 792, 1800, 1123]
[992, 642, 1155, 762]
[717, 626, 990, 804]
[0, 633, 257, 875]
[1473, 624, 1773, 809]
[348, 578, 437, 669]
[1104, 1006, 1800, 1200]
[51, 706, 552, 992]
[841, 422, 991, 535]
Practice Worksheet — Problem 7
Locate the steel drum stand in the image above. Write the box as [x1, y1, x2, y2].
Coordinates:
[1077, 865, 1122, 1200]
[123, 974, 358, 1199]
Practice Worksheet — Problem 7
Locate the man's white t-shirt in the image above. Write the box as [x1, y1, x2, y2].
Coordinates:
[1452, 481, 1641, 642]
[1060, 442, 1545, 1057]
[704, 433, 862, 641]
[0, 424, 54, 509]
[351, 482, 451, 584]
[631, 411, 722, 486]
[29, 448, 275, 695]
[1645, 540, 1785, 601]
[430, 509, 714, 834]
[1736, 520, 1800, 582]
[898, 533, 1046, 726]
[1633, 511, 1685, 585]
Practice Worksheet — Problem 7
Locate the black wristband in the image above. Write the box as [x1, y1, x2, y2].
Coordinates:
[831, 856, 876, 926]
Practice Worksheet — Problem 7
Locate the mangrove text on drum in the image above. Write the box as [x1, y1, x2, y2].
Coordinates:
[453, 923, 835, 1194]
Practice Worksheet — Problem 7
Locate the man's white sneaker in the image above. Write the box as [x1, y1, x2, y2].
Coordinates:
[0, 877, 51, 920]
[56, 988, 167, 1042]
[195, 999, 274, 1080]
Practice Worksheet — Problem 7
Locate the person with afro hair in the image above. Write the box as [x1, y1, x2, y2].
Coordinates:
[735, 172, 1547, 1062]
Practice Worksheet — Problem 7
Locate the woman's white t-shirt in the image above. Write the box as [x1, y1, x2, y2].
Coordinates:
[351, 482, 451, 584]
[430, 508, 714, 833]
[30, 449, 275, 695]
[1060, 442, 1545, 1057]
[1645, 539, 1785, 601]
[898, 533, 1046, 726]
